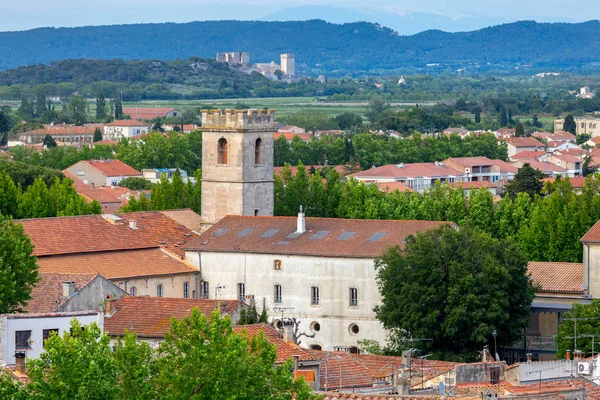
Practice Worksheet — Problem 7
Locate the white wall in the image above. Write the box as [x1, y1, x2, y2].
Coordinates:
[0, 312, 103, 366]
[186, 251, 388, 350]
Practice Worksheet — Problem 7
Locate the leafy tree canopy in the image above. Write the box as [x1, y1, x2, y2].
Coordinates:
[375, 225, 536, 361]
[504, 163, 544, 200]
[556, 300, 600, 359]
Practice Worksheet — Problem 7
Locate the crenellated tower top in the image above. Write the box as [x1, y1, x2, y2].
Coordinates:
[201, 109, 275, 131]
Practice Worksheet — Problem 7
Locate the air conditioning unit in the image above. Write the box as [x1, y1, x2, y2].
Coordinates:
[578, 362, 591, 375]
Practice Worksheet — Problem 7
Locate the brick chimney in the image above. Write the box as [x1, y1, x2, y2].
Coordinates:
[566, 350, 571, 360]
[62, 281, 76, 297]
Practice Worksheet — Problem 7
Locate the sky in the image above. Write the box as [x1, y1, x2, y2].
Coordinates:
[2, 0, 599, 32]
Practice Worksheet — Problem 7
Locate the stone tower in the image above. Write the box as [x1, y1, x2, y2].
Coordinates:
[200, 109, 275, 230]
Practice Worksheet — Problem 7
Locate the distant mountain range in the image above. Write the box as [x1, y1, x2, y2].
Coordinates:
[1, 19, 599, 75]
[260, 6, 513, 35]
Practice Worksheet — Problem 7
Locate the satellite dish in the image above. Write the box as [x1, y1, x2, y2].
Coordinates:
[438, 381, 445, 395]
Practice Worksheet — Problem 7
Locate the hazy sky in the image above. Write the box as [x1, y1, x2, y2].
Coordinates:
[2, 0, 599, 32]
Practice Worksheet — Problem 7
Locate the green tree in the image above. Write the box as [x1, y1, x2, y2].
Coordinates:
[119, 177, 152, 190]
[334, 112, 363, 130]
[375, 225, 535, 361]
[35, 87, 47, 118]
[42, 134, 57, 148]
[498, 106, 508, 127]
[556, 300, 600, 359]
[93, 127, 103, 142]
[503, 163, 544, 200]
[563, 114, 577, 135]
[532, 114, 542, 128]
[577, 133, 591, 146]
[0, 215, 39, 313]
[26, 320, 119, 399]
[515, 122, 525, 137]
[113, 333, 157, 400]
[0, 370, 29, 400]
[366, 96, 390, 123]
[155, 308, 316, 400]
[0, 171, 20, 217]
[474, 107, 481, 124]
[96, 91, 107, 120]
[68, 95, 87, 125]
[114, 92, 123, 119]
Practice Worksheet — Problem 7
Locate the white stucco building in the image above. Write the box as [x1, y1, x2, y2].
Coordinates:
[0, 311, 103, 366]
[184, 212, 447, 351]
[103, 120, 151, 140]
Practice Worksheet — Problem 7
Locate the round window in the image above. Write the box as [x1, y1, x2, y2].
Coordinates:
[310, 321, 321, 333]
[349, 323, 360, 335]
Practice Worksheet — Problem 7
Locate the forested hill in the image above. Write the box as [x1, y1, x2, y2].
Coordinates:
[1, 19, 600, 74]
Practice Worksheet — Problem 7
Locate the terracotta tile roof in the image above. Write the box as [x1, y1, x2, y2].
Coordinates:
[375, 181, 414, 193]
[104, 296, 240, 338]
[445, 156, 496, 167]
[527, 262, 584, 294]
[449, 180, 496, 189]
[24, 272, 98, 313]
[511, 150, 549, 160]
[273, 132, 313, 142]
[488, 159, 520, 174]
[581, 219, 600, 243]
[64, 170, 133, 209]
[519, 160, 567, 174]
[159, 209, 203, 232]
[351, 163, 462, 180]
[505, 137, 545, 147]
[532, 131, 576, 141]
[81, 159, 142, 177]
[18, 211, 199, 257]
[22, 126, 98, 136]
[550, 153, 583, 164]
[185, 215, 450, 258]
[353, 354, 404, 378]
[105, 119, 151, 127]
[122, 107, 179, 120]
[274, 165, 349, 177]
[233, 324, 318, 364]
[542, 176, 588, 188]
[277, 125, 306, 133]
[37, 248, 197, 280]
[94, 139, 118, 145]
[308, 350, 374, 390]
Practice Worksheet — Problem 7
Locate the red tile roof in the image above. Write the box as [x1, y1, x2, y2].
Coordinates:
[309, 350, 374, 390]
[375, 181, 414, 193]
[63, 170, 134, 210]
[36, 248, 198, 280]
[21, 126, 98, 136]
[581, 219, 600, 243]
[104, 296, 240, 338]
[449, 180, 496, 189]
[24, 272, 98, 313]
[532, 131, 576, 141]
[505, 137, 545, 147]
[82, 159, 142, 177]
[159, 209, 203, 232]
[18, 210, 199, 257]
[94, 139, 118, 145]
[519, 160, 567, 174]
[527, 261, 584, 294]
[549, 153, 583, 164]
[351, 162, 462, 180]
[273, 132, 313, 142]
[122, 107, 179, 120]
[542, 176, 588, 188]
[511, 150, 549, 160]
[185, 215, 450, 258]
[105, 119, 151, 127]
[233, 324, 318, 364]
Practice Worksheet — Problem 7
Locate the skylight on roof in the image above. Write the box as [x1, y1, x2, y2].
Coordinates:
[368, 232, 387, 242]
[311, 230, 330, 240]
[337, 231, 356, 241]
[277, 241, 290, 245]
[213, 227, 230, 237]
[286, 232, 302, 239]
[261, 228, 280, 238]
[237, 228, 255, 237]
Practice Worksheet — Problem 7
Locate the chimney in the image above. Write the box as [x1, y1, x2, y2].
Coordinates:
[296, 206, 305, 234]
[91, 182, 95, 190]
[129, 219, 137, 230]
[526, 353, 532, 363]
[292, 355, 300, 371]
[566, 349, 571, 360]
[14, 352, 26, 374]
[62, 281, 76, 297]
[282, 320, 295, 343]
[574, 350, 584, 360]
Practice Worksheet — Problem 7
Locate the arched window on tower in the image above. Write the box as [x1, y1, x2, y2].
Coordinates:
[217, 138, 228, 165]
[255, 138, 263, 165]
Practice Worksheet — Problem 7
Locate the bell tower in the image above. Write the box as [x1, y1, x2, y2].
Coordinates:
[200, 109, 275, 230]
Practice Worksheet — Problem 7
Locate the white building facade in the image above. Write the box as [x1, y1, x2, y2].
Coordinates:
[0, 311, 103, 366]
[185, 214, 447, 351]
[103, 120, 151, 140]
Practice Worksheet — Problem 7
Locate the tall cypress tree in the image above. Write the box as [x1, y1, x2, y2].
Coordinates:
[114, 92, 123, 119]
[96, 91, 107, 120]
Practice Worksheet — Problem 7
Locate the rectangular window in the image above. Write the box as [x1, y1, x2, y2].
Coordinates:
[76, 170, 85, 176]
[183, 281, 189, 299]
[238, 283, 245, 302]
[15, 330, 32, 349]
[274, 285, 282, 303]
[157, 284, 163, 297]
[201, 281, 209, 299]
[311, 286, 320, 305]
[273, 260, 282, 270]
[349, 288, 358, 307]
[43, 329, 58, 348]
